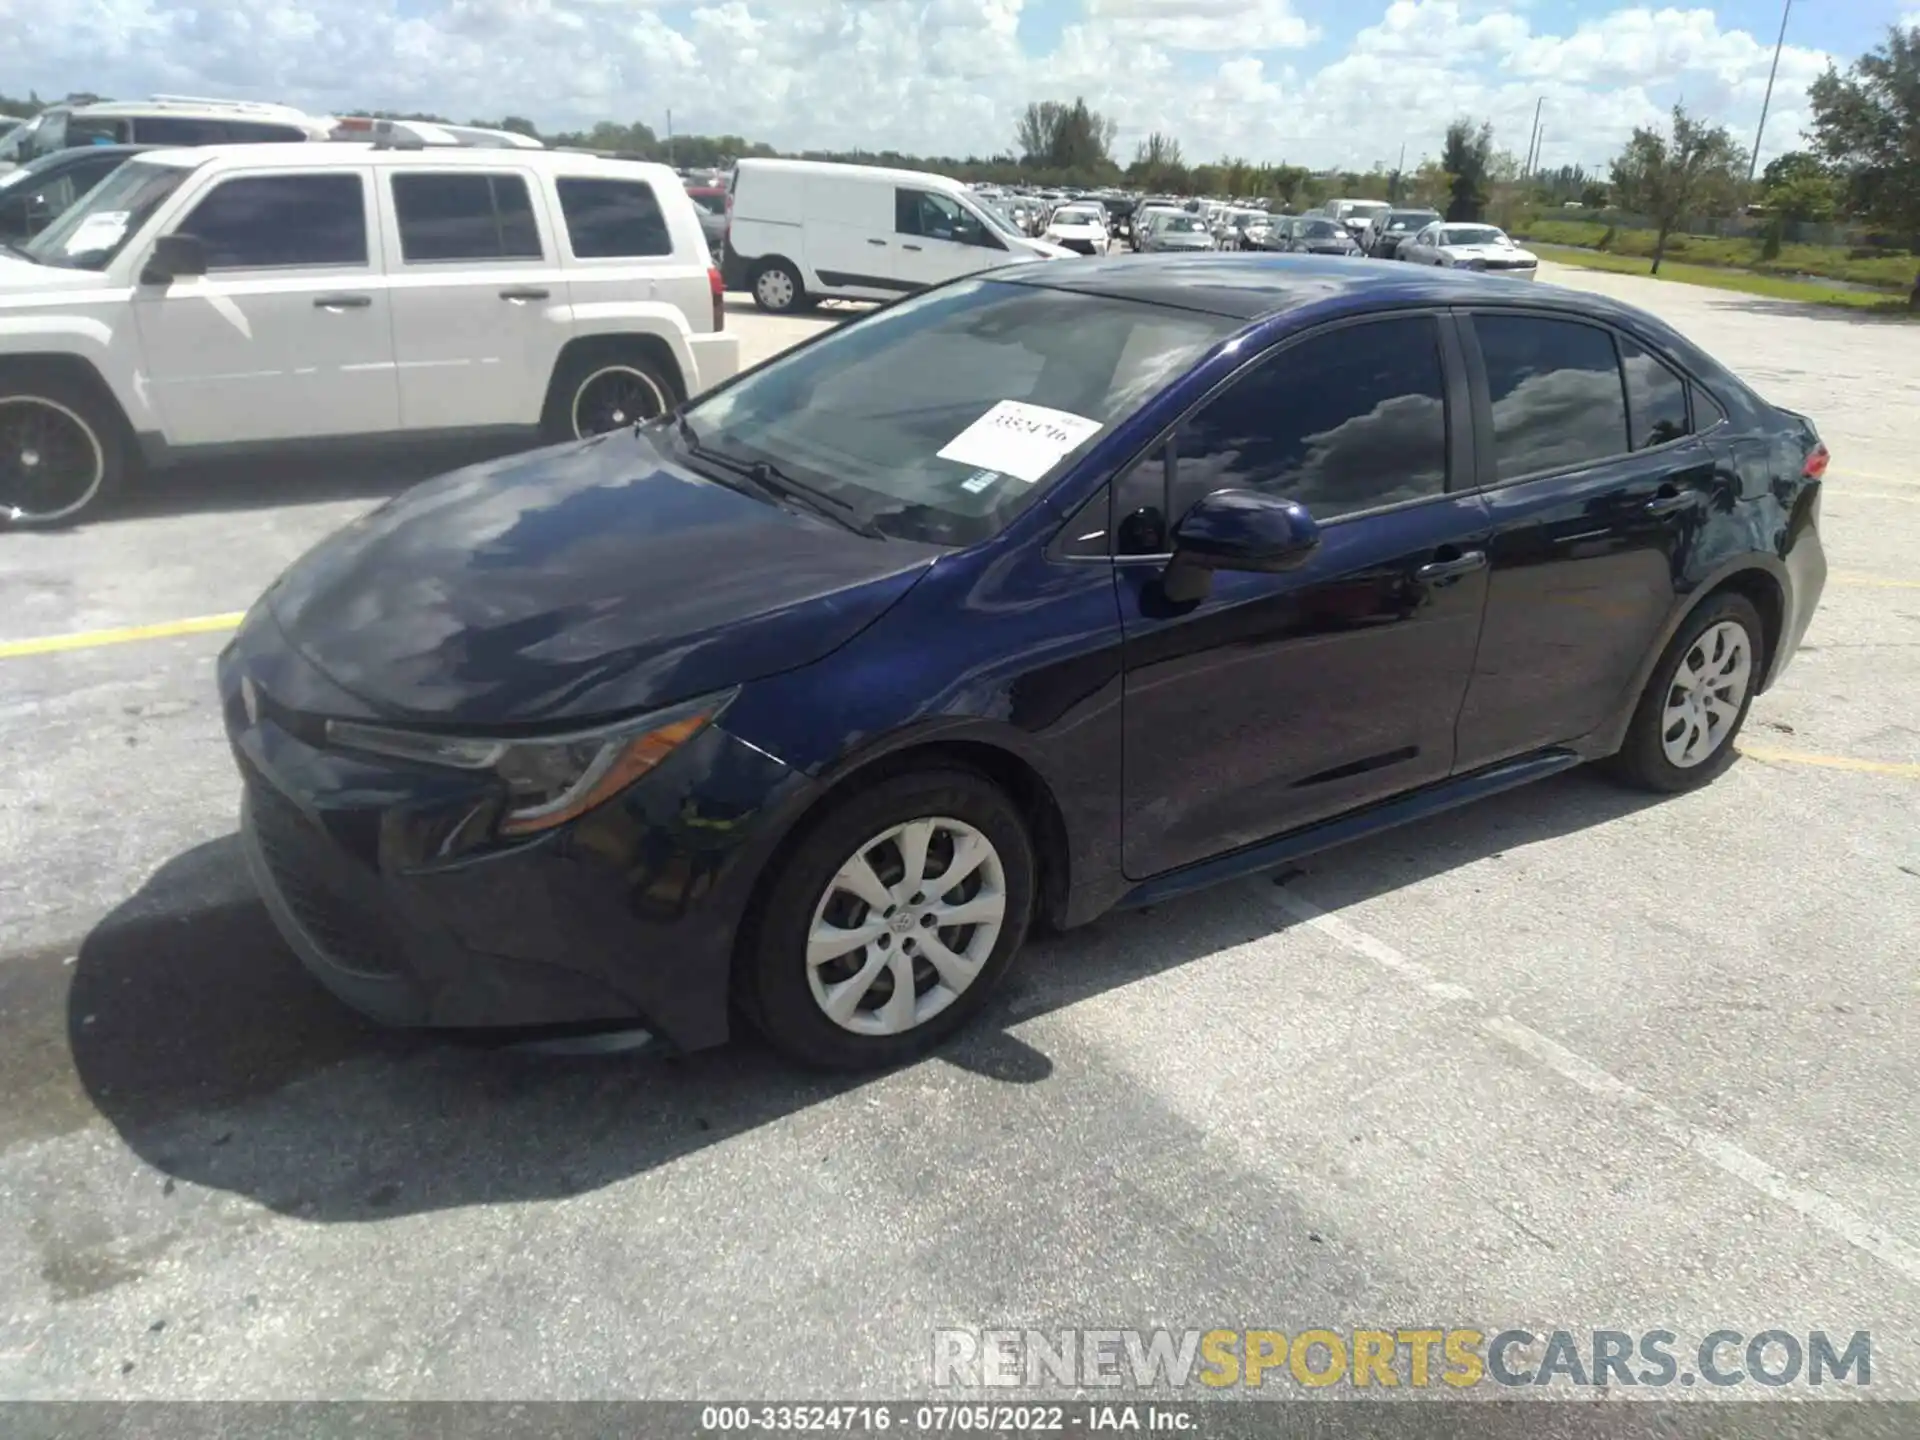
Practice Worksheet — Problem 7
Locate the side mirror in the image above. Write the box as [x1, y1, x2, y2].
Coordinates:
[141, 232, 207, 286]
[1162, 489, 1321, 603]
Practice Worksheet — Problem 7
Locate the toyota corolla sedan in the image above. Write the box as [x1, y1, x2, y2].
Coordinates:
[222, 256, 1827, 1071]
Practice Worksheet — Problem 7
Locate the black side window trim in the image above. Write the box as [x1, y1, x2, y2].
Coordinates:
[1456, 306, 1725, 489]
[1091, 308, 1471, 561]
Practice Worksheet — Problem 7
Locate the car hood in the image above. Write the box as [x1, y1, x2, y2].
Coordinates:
[0, 253, 117, 298]
[264, 430, 942, 727]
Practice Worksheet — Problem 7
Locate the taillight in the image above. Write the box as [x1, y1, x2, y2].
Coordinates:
[1803, 442, 1829, 480]
[709, 265, 724, 331]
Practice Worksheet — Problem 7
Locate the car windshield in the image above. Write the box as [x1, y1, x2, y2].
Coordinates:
[678, 278, 1237, 546]
[1390, 211, 1436, 228]
[976, 200, 1026, 239]
[21, 158, 188, 269]
[1302, 219, 1342, 239]
[1162, 215, 1204, 232]
[1053, 208, 1100, 226]
[1442, 226, 1506, 246]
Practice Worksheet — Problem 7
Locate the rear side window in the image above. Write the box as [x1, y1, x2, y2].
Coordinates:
[392, 172, 542, 262]
[1170, 315, 1450, 523]
[1474, 314, 1628, 480]
[222, 121, 310, 143]
[1617, 335, 1691, 449]
[68, 116, 131, 146]
[178, 173, 368, 269]
[136, 117, 230, 145]
[556, 178, 672, 258]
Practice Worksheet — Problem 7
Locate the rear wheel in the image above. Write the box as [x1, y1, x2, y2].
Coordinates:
[1604, 593, 1764, 793]
[0, 381, 124, 528]
[751, 259, 806, 314]
[741, 769, 1034, 1070]
[543, 348, 680, 443]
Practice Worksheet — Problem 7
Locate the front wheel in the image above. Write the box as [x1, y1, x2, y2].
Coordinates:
[741, 770, 1035, 1070]
[1604, 593, 1765, 793]
[0, 382, 125, 528]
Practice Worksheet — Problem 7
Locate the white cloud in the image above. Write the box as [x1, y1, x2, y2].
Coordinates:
[0, 0, 1839, 171]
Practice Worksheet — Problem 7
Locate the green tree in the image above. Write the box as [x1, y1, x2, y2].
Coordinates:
[1129, 131, 1186, 190]
[1441, 119, 1494, 221]
[1014, 97, 1116, 174]
[1808, 22, 1920, 308]
[1607, 103, 1746, 274]
[1760, 151, 1840, 222]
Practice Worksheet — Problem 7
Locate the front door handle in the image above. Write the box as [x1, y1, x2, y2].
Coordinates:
[498, 286, 550, 301]
[867, 238, 889, 246]
[1645, 487, 1698, 516]
[1416, 548, 1488, 582]
[902, 244, 923, 252]
[312, 294, 371, 309]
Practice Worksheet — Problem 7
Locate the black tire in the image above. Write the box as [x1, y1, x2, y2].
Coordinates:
[750, 258, 806, 314]
[541, 347, 680, 444]
[0, 377, 125, 528]
[741, 768, 1035, 1071]
[1603, 592, 1766, 793]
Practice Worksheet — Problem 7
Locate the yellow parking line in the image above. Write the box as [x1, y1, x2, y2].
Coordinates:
[1740, 745, 1920, 779]
[0, 612, 243, 660]
[1832, 573, 1920, 589]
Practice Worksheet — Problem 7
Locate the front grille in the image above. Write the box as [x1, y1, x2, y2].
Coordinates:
[248, 778, 407, 979]
[1060, 237, 1096, 254]
[1481, 258, 1535, 270]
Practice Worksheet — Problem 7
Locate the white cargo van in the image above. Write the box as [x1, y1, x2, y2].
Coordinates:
[722, 158, 1070, 312]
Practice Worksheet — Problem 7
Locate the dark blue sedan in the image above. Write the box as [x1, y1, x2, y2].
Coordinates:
[220, 256, 1828, 1069]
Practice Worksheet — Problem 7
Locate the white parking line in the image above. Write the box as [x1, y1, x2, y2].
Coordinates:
[1268, 884, 1920, 1285]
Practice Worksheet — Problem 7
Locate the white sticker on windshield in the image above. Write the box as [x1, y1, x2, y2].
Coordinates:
[63, 209, 131, 256]
[937, 400, 1104, 484]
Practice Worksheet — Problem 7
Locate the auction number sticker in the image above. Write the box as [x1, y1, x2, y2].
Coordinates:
[937, 401, 1103, 484]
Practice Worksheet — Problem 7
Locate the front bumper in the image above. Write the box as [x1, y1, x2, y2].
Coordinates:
[220, 628, 811, 1049]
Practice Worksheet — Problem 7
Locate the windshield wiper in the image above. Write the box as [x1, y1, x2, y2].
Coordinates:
[673, 415, 886, 540]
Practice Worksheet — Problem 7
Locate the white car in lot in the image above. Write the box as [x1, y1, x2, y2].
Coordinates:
[1399, 222, 1540, 278]
[1041, 203, 1111, 256]
[0, 140, 738, 526]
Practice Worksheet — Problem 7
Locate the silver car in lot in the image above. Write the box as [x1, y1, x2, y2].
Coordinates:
[1399, 221, 1540, 278]
[1136, 210, 1215, 253]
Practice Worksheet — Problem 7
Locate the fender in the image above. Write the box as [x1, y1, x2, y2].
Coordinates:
[562, 300, 698, 386]
[0, 316, 159, 433]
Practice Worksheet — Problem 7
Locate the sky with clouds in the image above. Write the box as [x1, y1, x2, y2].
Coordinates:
[0, 0, 1908, 173]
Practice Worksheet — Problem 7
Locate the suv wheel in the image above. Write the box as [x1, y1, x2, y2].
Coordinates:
[741, 769, 1034, 1070]
[1604, 592, 1765, 793]
[0, 381, 124, 528]
[751, 260, 805, 314]
[544, 349, 679, 442]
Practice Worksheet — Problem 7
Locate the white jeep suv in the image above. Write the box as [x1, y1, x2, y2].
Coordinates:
[0, 141, 739, 525]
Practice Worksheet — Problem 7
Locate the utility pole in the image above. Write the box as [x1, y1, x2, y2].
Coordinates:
[667, 108, 674, 167]
[1393, 141, 1405, 202]
[1524, 96, 1543, 176]
[1748, 0, 1792, 184]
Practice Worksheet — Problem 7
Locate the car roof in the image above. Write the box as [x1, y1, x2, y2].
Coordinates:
[990, 253, 1638, 325]
[734, 157, 965, 194]
[134, 142, 683, 182]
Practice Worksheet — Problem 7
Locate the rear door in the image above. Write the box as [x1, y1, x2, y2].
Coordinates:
[799, 173, 898, 297]
[1452, 310, 1721, 769]
[1116, 313, 1493, 878]
[132, 165, 399, 444]
[378, 166, 562, 430]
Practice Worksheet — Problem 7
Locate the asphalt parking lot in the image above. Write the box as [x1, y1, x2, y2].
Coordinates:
[1, 274, 1917, 1410]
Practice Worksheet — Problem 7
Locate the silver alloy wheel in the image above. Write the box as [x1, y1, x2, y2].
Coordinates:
[755, 266, 795, 311]
[570, 364, 668, 437]
[805, 816, 1007, 1037]
[0, 395, 105, 526]
[1661, 619, 1753, 768]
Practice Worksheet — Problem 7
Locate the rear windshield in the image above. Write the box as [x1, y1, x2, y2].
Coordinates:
[678, 279, 1237, 546]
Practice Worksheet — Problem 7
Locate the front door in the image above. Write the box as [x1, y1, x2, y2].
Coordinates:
[1452, 312, 1721, 770]
[1118, 314, 1492, 880]
[132, 167, 398, 445]
[894, 188, 1010, 288]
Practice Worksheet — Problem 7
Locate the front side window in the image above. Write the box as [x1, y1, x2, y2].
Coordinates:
[1169, 316, 1450, 525]
[1474, 314, 1629, 480]
[895, 188, 994, 247]
[1617, 334, 1691, 449]
[21, 159, 188, 269]
[176, 172, 368, 269]
[556, 178, 671, 258]
[392, 172, 541, 262]
[680, 278, 1236, 546]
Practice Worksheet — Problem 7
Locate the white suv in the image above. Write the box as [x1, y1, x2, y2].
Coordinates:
[0, 141, 739, 525]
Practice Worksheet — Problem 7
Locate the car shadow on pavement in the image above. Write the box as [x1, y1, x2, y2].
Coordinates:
[52, 768, 1659, 1222]
[1696, 295, 1918, 326]
[112, 439, 528, 522]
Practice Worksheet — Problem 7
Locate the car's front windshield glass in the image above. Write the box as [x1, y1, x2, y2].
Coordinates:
[1303, 219, 1340, 238]
[976, 200, 1025, 239]
[22, 159, 188, 270]
[1443, 226, 1505, 246]
[679, 278, 1237, 546]
[1054, 209, 1099, 226]
[1390, 211, 1435, 228]
[1163, 215, 1204, 232]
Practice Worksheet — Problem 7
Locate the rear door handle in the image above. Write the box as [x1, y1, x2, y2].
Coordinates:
[312, 294, 371, 309]
[867, 238, 889, 246]
[902, 244, 923, 252]
[1645, 489, 1698, 516]
[498, 287, 550, 301]
[1416, 549, 1488, 582]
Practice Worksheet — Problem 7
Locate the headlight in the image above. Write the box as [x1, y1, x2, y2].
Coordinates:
[324, 691, 733, 836]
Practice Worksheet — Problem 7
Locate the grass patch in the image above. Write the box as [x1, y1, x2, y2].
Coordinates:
[1515, 219, 1919, 292]
[1531, 243, 1915, 313]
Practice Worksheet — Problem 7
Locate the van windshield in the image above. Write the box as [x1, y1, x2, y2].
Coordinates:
[676, 278, 1236, 546]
